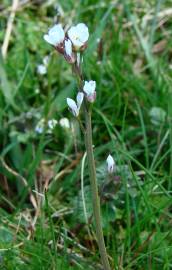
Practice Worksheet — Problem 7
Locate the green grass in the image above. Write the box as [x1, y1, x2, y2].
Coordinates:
[0, 0, 172, 269]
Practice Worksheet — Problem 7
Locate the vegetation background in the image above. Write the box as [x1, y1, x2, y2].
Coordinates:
[0, 0, 172, 269]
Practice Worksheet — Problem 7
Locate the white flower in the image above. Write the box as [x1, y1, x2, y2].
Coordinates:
[83, 80, 96, 103]
[44, 24, 65, 46]
[67, 92, 84, 117]
[48, 119, 57, 130]
[106, 154, 115, 174]
[67, 98, 79, 117]
[68, 23, 89, 50]
[43, 55, 50, 66]
[83, 80, 96, 95]
[35, 119, 45, 134]
[59, 118, 70, 129]
[37, 64, 47, 75]
[76, 92, 84, 109]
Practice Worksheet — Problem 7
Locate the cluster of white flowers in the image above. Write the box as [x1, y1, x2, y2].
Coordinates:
[35, 119, 45, 134]
[66, 80, 96, 117]
[44, 22, 114, 174]
[44, 23, 89, 64]
[35, 118, 57, 134]
[44, 23, 96, 115]
[35, 118, 71, 134]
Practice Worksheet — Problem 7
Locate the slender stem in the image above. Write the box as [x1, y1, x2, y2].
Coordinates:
[44, 191, 58, 266]
[72, 60, 111, 269]
[84, 106, 111, 270]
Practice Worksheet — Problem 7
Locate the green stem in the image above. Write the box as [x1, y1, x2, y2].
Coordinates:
[44, 191, 58, 266]
[72, 60, 111, 269]
[84, 106, 111, 270]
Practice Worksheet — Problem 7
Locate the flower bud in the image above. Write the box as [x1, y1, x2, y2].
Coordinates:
[83, 80, 96, 103]
[67, 98, 79, 117]
[66, 92, 84, 117]
[76, 92, 84, 109]
[106, 154, 115, 174]
[64, 39, 76, 64]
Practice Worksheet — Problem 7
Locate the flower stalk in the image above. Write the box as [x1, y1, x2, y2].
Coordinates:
[44, 22, 111, 269]
[72, 59, 111, 269]
[71, 44, 111, 270]
[84, 105, 111, 270]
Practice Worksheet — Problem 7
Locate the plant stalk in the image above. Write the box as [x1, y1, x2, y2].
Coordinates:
[73, 60, 111, 269]
[84, 106, 111, 270]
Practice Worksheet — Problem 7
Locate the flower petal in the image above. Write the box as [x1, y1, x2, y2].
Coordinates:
[43, 34, 55, 46]
[76, 23, 89, 43]
[44, 24, 65, 46]
[64, 39, 73, 57]
[67, 98, 79, 117]
[76, 92, 84, 109]
[68, 23, 89, 49]
[83, 80, 96, 96]
[106, 154, 115, 173]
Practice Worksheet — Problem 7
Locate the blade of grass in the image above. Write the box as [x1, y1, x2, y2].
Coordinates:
[135, 99, 149, 168]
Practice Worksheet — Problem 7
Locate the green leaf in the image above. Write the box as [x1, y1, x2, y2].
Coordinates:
[0, 55, 19, 111]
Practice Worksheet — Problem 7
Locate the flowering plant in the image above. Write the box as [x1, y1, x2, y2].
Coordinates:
[44, 22, 113, 270]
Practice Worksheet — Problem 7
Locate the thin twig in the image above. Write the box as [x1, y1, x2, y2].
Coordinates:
[0, 157, 27, 187]
[0, 157, 37, 209]
[1, 0, 19, 59]
[0, 0, 29, 16]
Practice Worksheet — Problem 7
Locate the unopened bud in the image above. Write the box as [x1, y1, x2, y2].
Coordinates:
[106, 154, 115, 174]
